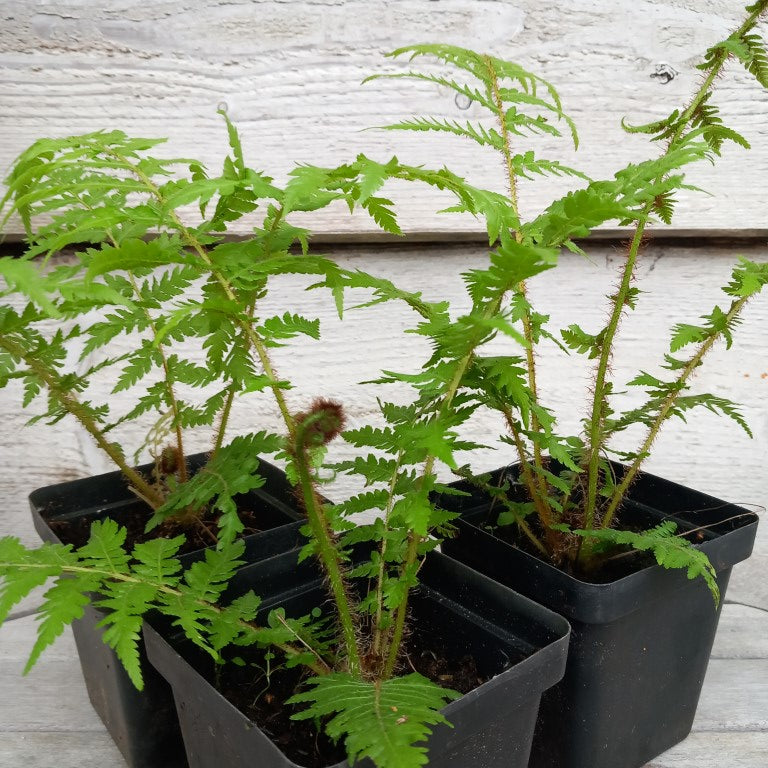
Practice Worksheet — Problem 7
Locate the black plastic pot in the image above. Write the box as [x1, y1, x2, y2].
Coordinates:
[144, 548, 571, 768]
[30, 452, 306, 768]
[438, 462, 759, 768]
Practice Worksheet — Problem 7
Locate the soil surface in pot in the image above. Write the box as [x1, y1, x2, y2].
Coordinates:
[475, 489, 709, 583]
[47, 503, 272, 554]
[215, 623, 512, 768]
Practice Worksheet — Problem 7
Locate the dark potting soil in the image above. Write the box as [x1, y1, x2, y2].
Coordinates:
[47, 503, 268, 555]
[465, 473, 710, 583]
[215, 625, 495, 768]
[484, 505, 708, 583]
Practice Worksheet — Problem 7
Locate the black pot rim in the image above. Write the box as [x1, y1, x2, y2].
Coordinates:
[144, 549, 571, 768]
[440, 462, 759, 624]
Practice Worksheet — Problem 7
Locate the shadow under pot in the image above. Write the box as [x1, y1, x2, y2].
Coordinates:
[29, 452, 307, 768]
[437, 461, 759, 768]
[143, 547, 571, 768]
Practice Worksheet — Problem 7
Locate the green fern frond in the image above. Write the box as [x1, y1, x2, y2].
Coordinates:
[573, 522, 719, 603]
[363, 70, 494, 110]
[380, 115, 503, 150]
[145, 432, 283, 539]
[289, 672, 460, 768]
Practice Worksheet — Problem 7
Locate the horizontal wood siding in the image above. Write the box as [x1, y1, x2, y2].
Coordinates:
[1, 0, 768, 236]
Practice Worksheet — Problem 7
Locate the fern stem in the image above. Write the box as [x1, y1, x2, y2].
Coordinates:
[176, 225, 296, 440]
[108, 152, 298, 442]
[382, 531, 419, 678]
[211, 207, 285, 457]
[601, 294, 749, 529]
[582, 225, 645, 529]
[581, 30, 743, 530]
[500, 407, 557, 556]
[212, 387, 236, 457]
[0, 334, 165, 509]
[212, 295, 257, 458]
[372, 449, 406, 658]
[383, 313, 493, 676]
[484, 55, 551, 513]
[125, 272, 188, 483]
[292, 415, 363, 675]
[5, 559, 331, 676]
[484, 55, 521, 221]
[75, 204, 189, 487]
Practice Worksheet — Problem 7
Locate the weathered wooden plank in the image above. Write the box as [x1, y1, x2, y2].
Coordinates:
[712, 605, 768, 660]
[0, 733, 125, 768]
[0, 616, 75, 662]
[0, 649, 106, 733]
[693, 659, 768, 732]
[1, 1, 767, 235]
[0, 614, 766, 766]
[0, 732, 765, 768]
[647, 732, 768, 767]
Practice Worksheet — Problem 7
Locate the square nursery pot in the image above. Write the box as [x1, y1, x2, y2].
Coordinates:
[29, 452, 307, 768]
[438, 461, 759, 768]
[143, 547, 571, 768]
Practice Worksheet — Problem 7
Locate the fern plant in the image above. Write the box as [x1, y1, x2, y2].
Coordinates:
[0, 113, 520, 768]
[0, 112, 361, 545]
[1, 3, 768, 767]
[321, 2, 768, 594]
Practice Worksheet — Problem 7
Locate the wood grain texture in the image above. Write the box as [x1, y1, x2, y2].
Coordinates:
[713, 604, 768, 659]
[1, 1, 767, 236]
[693, 659, 768, 731]
[646, 732, 768, 767]
[0, 734, 125, 768]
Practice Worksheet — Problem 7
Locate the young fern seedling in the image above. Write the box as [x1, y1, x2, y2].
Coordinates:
[0, 113, 359, 546]
[0, 113, 495, 768]
[340, 1, 768, 595]
[0, 394, 473, 768]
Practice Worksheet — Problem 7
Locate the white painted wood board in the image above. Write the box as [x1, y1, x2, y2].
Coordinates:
[1, 1, 768, 237]
[645, 732, 768, 767]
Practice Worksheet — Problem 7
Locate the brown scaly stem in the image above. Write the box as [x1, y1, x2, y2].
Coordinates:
[601, 294, 750, 529]
[292, 410, 363, 675]
[0, 334, 165, 509]
[484, 55, 552, 515]
[581, 224, 646, 529]
[499, 406, 559, 557]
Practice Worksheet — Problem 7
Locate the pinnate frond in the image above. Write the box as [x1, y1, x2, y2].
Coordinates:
[289, 672, 460, 768]
[573, 521, 719, 603]
[145, 432, 284, 541]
